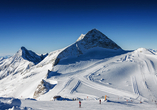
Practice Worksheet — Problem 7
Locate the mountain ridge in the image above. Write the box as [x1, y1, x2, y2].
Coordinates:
[19, 46, 47, 65]
[0, 46, 48, 79]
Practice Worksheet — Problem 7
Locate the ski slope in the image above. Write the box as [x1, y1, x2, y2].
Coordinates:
[0, 48, 157, 102]
[32, 48, 157, 103]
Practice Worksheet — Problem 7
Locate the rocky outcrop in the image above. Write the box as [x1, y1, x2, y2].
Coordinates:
[33, 79, 56, 99]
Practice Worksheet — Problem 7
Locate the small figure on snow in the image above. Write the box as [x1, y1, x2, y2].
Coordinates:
[79, 101, 81, 108]
[104, 95, 108, 101]
[99, 99, 101, 104]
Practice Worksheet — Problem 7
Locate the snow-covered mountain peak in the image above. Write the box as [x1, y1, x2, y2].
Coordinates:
[54, 29, 122, 66]
[134, 48, 157, 55]
[15, 46, 27, 57]
[86, 28, 102, 35]
[16, 46, 44, 65]
[20, 46, 27, 52]
[135, 48, 147, 52]
[76, 29, 122, 50]
[0, 47, 48, 80]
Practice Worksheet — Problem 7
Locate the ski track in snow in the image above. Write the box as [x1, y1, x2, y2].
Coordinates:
[136, 52, 157, 101]
[70, 80, 81, 94]
[131, 76, 139, 95]
[47, 50, 157, 103]
[58, 77, 74, 94]
[53, 50, 157, 103]
[79, 76, 138, 100]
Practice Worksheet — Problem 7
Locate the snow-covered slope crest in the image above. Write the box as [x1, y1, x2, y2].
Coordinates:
[0, 47, 47, 79]
[54, 29, 122, 65]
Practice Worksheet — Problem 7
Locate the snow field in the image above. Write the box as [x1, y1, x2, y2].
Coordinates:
[1, 46, 157, 109]
[1, 97, 157, 110]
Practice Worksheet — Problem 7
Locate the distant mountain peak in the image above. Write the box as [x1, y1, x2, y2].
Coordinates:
[54, 29, 122, 65]
[20, 46, 27, 51]
[16, 47, 46, 65]
[87, 28, 100, 34]
[77, 29, 122, 50]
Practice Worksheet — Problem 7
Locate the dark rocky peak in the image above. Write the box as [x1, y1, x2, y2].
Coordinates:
[86, 28, 103, 35]
[54, 29, 122, 66]
[15, 46, 47, 64]
[21, 46, 27, 51]
[77, 29, 122, 50]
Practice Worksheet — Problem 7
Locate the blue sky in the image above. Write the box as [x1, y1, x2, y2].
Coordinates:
[0, 0, 157, 56]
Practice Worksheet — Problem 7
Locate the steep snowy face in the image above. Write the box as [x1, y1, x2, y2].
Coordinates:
[19, 46, 46, 65]
[0, 47, 47, 79]
[77, 29, 122, 50]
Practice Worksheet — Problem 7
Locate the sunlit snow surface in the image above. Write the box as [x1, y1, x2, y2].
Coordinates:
[1, 48, 157, 109]
[0, 97, 157, 110]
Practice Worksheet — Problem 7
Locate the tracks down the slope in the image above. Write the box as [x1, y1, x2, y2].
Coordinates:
[137, 54, 157, 101]
[79, 75, 139, 99]
[131, 76, 139, 95]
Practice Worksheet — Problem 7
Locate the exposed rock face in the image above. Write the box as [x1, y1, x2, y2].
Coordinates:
[20, 46, 47, 65]
[33, 79, 56, 99]
[77, 29, 121, 50]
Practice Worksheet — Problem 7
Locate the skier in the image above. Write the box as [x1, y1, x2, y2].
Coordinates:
[105, 95, 107, 101]
[99, 99, 101, 104]
[79, 101, 81, 108]
[104, 95, 108, 102]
